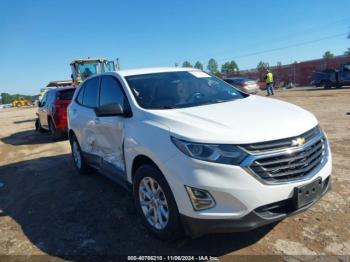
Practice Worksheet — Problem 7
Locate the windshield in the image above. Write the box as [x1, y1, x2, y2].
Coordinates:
[126, 71, 247, 109]
[77, 62, 104, 79]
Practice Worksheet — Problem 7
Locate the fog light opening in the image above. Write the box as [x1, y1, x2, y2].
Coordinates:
[185, 186, 216, 211]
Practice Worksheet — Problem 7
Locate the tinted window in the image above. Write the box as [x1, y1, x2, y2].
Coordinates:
[235, 78, 248, 83]
[126, 71, 246, 109]
[76, 85, 85, 104]
[46, 92, 56, 105]
[58, 89, 75, 100]
[41, 93, 48, 103]
[83, 77, 99, 107]
[99, 76, 126, 107]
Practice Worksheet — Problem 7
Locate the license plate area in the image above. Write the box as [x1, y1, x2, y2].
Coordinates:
[293, 177, 323, 209]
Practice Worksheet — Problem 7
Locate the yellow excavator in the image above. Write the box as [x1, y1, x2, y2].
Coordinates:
[70, 58, 116, 87]
[12, 97, 32, 107]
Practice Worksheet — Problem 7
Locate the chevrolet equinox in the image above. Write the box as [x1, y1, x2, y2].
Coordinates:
[67, 68, 331, 239]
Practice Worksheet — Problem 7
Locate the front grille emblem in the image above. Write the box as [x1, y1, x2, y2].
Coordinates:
[292, 137, 305, 147]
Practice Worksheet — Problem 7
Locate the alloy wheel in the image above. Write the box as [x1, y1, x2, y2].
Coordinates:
[138, 176, 169, 230]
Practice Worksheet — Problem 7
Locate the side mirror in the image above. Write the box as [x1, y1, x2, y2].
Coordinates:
[95, 103, 125, 117]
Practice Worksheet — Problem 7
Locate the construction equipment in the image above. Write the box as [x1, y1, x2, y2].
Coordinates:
[12, 97, 32, 107]
[70, 58, 116, 86]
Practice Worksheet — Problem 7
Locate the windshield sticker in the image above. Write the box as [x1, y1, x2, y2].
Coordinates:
[189, 71, 211, 78]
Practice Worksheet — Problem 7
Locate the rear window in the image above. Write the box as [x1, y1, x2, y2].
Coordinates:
[58, 89, 75, 100]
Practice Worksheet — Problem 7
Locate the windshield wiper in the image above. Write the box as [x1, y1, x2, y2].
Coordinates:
[199, 98, 235, 106]
[158, 105, 178, 109]
[212, 99, 232, 103]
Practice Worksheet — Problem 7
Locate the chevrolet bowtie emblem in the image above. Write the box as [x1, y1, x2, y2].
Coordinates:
[292, 137, 305, 146]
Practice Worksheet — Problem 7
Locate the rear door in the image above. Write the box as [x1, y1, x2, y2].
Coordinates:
[94, 75, 129, 176]
[69, 77, 101, 165]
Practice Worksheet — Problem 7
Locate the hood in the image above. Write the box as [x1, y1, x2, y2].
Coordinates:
[145, 96, 318, 144]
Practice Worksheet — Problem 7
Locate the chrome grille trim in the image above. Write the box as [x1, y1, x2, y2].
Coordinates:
[240, 128, 329, 185]
[239, 125, 321, 154]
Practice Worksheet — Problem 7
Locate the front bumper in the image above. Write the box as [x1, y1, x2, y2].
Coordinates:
[181, 176, 331, 238]
[161, 146, 332, 220]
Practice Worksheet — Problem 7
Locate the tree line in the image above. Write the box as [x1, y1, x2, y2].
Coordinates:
[0, 93, 36, 104]
[178, 58, 239, 76]
[178, 33, 350, 77]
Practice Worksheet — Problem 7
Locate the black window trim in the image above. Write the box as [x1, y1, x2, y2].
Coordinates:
[75, 82, 85, 106]
[75, 82, 86, 106]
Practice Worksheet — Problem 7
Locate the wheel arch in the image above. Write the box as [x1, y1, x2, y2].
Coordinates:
[131, 154, 160, 183]
[47, 115, 55, 127]
[68, 129, 76, 143]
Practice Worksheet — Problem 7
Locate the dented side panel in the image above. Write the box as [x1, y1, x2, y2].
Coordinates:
[93, 116, 126, 173]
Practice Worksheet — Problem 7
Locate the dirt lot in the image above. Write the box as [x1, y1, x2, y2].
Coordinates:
[0, 87, 349, 260]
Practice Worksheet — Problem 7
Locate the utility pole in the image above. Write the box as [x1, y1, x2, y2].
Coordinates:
[290, 58, 293, 85]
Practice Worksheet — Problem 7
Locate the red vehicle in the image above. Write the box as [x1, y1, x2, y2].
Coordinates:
[35, 86, 75, 139]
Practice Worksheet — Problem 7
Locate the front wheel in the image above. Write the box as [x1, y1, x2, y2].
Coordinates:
[321, 80, 332, 89]
[133, 164, 183, 240]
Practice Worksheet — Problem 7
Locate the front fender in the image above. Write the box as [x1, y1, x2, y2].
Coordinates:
[124, 119, 178, 184]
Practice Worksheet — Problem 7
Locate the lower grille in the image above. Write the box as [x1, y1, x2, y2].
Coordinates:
[255, 177, 330, 217]
[245, 133, 327, 183]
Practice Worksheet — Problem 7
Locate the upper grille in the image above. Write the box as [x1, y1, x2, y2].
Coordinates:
[239, 126, 321, 153]
[241, 126, 327, 183]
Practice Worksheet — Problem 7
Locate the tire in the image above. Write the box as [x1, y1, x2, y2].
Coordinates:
[133, 164, 183, 241]
[321, 80, 332, 89]
[35, 118, 45, 133]
[49, 119, 63, 140]
[70, 134, 92, 175]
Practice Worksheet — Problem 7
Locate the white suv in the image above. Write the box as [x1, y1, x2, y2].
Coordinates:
[68, 67, 331, 239]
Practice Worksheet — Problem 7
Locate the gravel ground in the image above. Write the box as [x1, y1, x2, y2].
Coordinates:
[0, 87, 349, 260]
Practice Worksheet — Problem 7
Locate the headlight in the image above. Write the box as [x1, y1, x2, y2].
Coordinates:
[171, 136, 247, 165]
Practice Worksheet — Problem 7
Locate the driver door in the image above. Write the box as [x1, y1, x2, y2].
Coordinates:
[94, 75, 129, 178]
